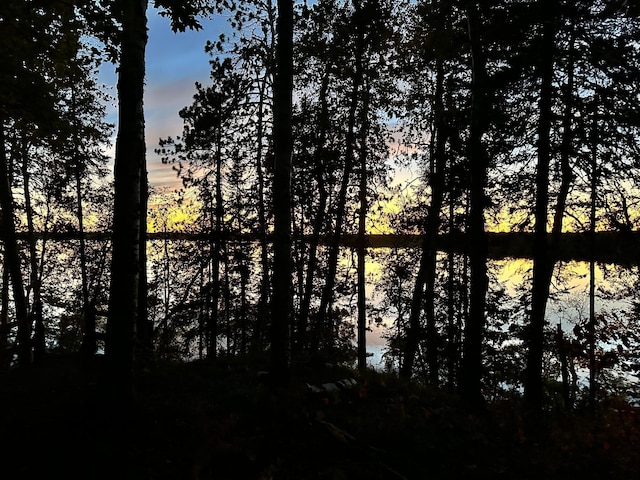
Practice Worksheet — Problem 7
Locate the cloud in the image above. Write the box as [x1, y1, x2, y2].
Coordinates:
[98, 8, 227, 191]
[146, 76, 203, 115]
[143, 77, 205, 190]
[147, 157, 182, 190]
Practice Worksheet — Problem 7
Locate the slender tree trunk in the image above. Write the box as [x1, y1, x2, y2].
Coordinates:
[239, 260, 248, 355]
[207, 196, 219, 359]
[549, 24, 576, 409]
[460, 199, 469, 376]
[314, 12, 366, 351]
[292, 185, 306, 343]
[204, 223, 213, 355]
[252, 0, 276, 356]
[34, 192, 52, 364]
[137, 168, 151, 353]
[551, 20, 575, 246]
[401, 58, 447, 382]
[0, 118, 30, 366]
[356, 83, 370, 373]
[205, 124, 224, 359]
[253, 73, 271, 354]
[296, 72, 330, 351]
[223, 244, 232, 355]
[524, 1, 556, 413]
[313, 140, 357, 351]
[271, 0, 294, 383]
[527, 23, 576, 387]
[21, 141, 52, 364]
[556, 324, 572, 410]
[198, 261, 205, 359]
[0, 263, 9, 369]
[446, 197, 457, 390]
[214, 126, 225, 357]
[588, 100, 599, 410]
[21, 144, 46, 363]
[400, 244, 427, 380]
[460, 3, 490, 409]
[106, 0, 148, 400]
[76, 157, 95, 357]
[90, 239, 110, 309]
[69, 82, 96, 358]
[217, 130, 227, 355]
[159, 222, 170, 355]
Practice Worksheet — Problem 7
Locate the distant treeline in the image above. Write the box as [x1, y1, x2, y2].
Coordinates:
[16, 231, 640, 266]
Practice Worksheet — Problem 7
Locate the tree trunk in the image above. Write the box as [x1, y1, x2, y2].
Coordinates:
[21, 142, 46, 363]
[253, 72, 271, 354]
[401, 58, 447, 382]
[209, 124, 225, 358]
[239, 260, 248, 355]
[356, 83, 370, 373]
[270, 0, 294, 383]
[0, 118, 30, 366]
[314, 8, 366, 351]
[459, 3, 490, 409]
[552, 23, 577, 411]
[76, 152, 95, 357]
[223, 244, 232, 355]
[446, 196, 457, 390]
[21, 140, 53, 365]
[252, 0, 276, 356]
[159, 222, 170, 355]
[551, 20, 575, 246]
[68, 81, 97, 358]
[207, 195, 219, 359]
[588, 100, 599, 410]
[555, 324, 572, 410]
[198, 262, 205, 359]
[296, 72, 330, 351]
[106, 0, 148, 401]
[137, 167, 151, 354]
[0, 264, 9, 369]
[292, 185, 305, 345]
[524, 0, 556, 413]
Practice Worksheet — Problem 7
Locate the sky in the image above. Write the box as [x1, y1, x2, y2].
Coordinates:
[97, 6, 419, 204]
[99, 7, 230, 190]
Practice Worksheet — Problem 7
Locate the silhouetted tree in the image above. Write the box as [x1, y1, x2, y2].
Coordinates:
[459, 1, 491, 409]
[270, 0, 294, 383]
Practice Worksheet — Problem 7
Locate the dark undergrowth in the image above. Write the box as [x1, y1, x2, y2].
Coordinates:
[1, 354, 638, 479]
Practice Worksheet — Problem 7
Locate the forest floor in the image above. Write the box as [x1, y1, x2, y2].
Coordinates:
[1, 354, 639, 480]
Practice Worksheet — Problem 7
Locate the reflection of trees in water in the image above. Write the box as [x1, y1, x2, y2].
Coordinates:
[374, 252, 640, 403]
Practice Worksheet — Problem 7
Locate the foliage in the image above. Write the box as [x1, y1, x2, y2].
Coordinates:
[2, 356, 639, 479]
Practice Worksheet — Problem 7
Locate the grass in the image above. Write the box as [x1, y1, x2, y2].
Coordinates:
[1, 354, 638, 479]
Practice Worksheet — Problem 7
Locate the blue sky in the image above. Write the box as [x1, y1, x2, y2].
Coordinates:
[100, 7, 228, 190]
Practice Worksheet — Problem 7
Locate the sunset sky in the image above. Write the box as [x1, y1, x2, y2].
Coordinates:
[100, 7, 229, 190]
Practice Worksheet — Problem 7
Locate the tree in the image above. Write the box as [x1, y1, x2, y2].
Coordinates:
[398, 0, 461, 383]
[305, 0, 364, 353]
[356, 77, 370, 373]
[105, 0, 148, 399]
[270, 0, 294, 383]
[293, 0, 357, 354]
[103, 0, 223, 397]
[171, 57, 249, 357]
[0, 0, 90, 366]
[521, 0, 640, 412]
[0, 122, 30, 365]
[157, 1, 281, 360]
[58, 60, 113, 357]
[458, 1, 491, 409]
[309, 0, 391, 358]
[523, 0, 558, 414]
